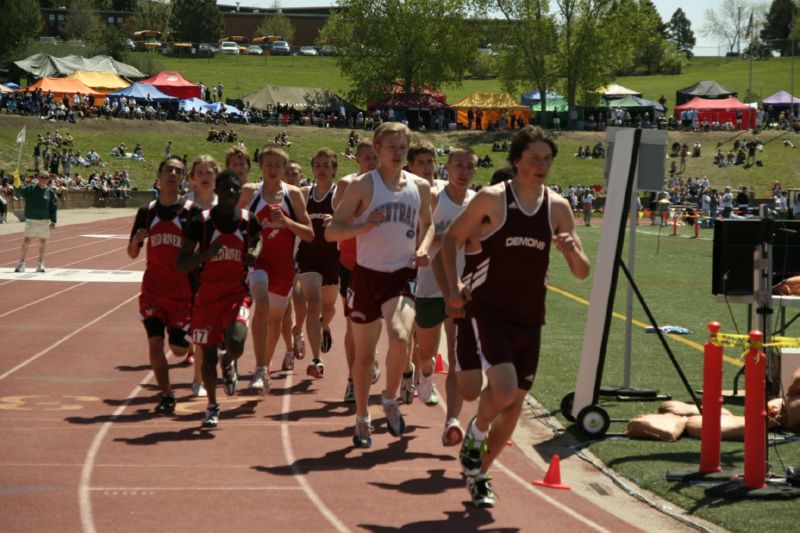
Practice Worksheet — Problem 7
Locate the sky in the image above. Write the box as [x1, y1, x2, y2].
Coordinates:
[224, 1, 716, 54]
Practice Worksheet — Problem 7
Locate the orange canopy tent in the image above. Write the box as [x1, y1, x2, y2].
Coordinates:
[24, 77, 105, 105]
[451, 92, 532, 130]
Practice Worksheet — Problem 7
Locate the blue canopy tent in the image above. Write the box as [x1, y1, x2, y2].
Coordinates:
[3, 82, 21, 90]
[109, 82, 177, 102]
[179, 97, 209, 113]
[203, 101, 242, 116]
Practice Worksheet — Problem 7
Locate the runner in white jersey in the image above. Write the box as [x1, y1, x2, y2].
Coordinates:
[183, 154, 220, 398]
[414, 148, 477, 447]
[326, 122, 434, 448]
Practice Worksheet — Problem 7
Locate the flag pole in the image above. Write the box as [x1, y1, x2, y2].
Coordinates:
[746, 10, 754, 102]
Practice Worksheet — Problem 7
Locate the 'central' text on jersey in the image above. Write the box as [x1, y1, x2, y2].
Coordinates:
[373, 201, 418, 229]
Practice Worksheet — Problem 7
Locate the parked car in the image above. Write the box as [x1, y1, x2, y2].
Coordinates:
[198, 43, 217, 55]
[319, 45, 338, 56]
[38, 36, 58, 45]
[125, 38, 135, 51]
[219, 41, 240, 55]
[271, 40, 291, 56]
[246, 44, 262, 55]
[299, 46, 318, 56]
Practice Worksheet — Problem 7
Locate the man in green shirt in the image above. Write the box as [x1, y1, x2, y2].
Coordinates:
[15, 172, 58, 273]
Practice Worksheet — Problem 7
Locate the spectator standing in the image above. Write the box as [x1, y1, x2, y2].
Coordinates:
[582, 190, 595, 227]
[14, 172, 58, 273]
[721, 186, 734, 218]
[165, 141, 172, 159]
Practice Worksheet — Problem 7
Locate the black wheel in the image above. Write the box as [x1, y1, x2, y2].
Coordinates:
[560, 392, 576, 422]
[577, 405, 610, 438]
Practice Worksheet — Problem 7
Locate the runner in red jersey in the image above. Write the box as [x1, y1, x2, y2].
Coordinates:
[176, 170, 262, 428]
[247, 146, 313, 394]
[297, 148, 340, 378]
[128, 156, 197, 415]
[333, 140, 381, 403]
[442, 126, 590, 507]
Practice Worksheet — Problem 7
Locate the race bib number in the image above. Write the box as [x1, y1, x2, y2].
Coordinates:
[192, 328, 210, 344]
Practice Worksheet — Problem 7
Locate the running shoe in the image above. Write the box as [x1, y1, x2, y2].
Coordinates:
[371, 357, 381, 385]
[293, 333, 306, 360]
[400, 363, 415, 405]
[343, 379, 355, 403]
[249, 366, 269, 395]
[353, 416, 373, 448]
[382, 397, 406, 437]
[281, 351, 295, 371]
[36, 262, 45, 273]
[153, 394, 176, 415]
[14, 261, 25, 273]
[417, 373, 439, 405]
[442, 418, 464, 447]
[467, 473, 496, 508]
[306, 358, 325, 378]
[191, 382, 207, 398]
[222, 360, 238, 396]
[321, 327, 333, 353]
[202, 403, 220, 428]
[460, 416, 487, 477]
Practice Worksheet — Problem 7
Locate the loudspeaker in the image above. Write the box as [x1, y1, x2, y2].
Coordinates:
[712, 219, 800, 295]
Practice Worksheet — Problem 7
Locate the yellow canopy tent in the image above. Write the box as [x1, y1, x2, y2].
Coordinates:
[66, 70, 129, 93]
[451, 92, 533, 130]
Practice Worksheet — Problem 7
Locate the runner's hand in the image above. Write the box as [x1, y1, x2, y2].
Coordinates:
[270, 205, 287, 227]
[415, 249, 430, 267]
[553, 232, 578, 255]
[362, 209, 386, 232]
[133, 228, 148, 244]
[321, 214, 333, 227]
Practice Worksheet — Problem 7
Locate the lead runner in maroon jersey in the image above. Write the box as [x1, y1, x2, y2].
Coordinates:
[441, 126, 590, 507]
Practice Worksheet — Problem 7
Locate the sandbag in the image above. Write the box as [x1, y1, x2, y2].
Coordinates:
[626, 413, 686, 441]
[685, 415, 746, 441]
[785, 395, 800, 432]
[659, 400, 731, 417]
[774, 276, 800, 296]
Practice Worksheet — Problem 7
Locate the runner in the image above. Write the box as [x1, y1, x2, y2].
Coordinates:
[176, 169, 262, 428]
[415, 148, 477, 447]
[225, 145, 260, 209]
[326, 122, 434, 448]
[297, 148, 340, 378]
[332, 140, 381, 403]
[441, 126, 590, 507]
[127, 157, 195, 415]
[248, 147, 313, 394]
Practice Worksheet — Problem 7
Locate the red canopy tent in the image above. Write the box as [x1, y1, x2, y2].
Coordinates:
[24, 77, 105, 105]
[140, 71, 201, 99]
[674, 96, 755, 130]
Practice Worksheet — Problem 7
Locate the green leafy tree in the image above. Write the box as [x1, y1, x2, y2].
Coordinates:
[319, 0, 479, 105]
[667, 7, 696, 58]
[170, 0, 223, 44]
[92, 24, 127, 60]
[0, 0, 42, 62]
[494, 0, 559, 126]
[255, 1, 295, 43]
[760, 0, 799, 56]
[63, 0, 98, 41]
[126, 0, 172, 37]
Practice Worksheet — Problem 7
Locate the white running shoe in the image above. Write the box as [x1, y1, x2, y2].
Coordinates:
[370, 357, 381, 385]
[293, 333, 306, 360]
[202, 403, 220, 428]
[382, 397, 406, 437]
[36, 262, 45, 273]
[417, 373, 439, 405]
[249, 366, 269, 395]
[191, 382, 207, 398]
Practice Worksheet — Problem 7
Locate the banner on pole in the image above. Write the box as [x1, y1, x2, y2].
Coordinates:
[16, 126, 26, 144]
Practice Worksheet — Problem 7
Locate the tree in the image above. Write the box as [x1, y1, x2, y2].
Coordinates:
[319, 0, 479, 105]
[0, 0, 42, 62]
[760, 0, 799, 55]
[63, 0, 99, 41]
[170, 0, 223, 44]
[255, 1, 295, 43]
[667, 7, 696, 58]
[494, 0, 559, 126]
[92, 24, 127, 60]
[126, 0, 172, 37]
[700, 0, 753, 54]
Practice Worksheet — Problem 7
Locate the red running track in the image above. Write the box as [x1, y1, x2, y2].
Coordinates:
[0, 215, 642, 532]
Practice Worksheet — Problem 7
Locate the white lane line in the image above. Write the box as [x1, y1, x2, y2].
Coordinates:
[0, 294, 138, 381]
[280, 373, 350, 533]
[79, 373, 155, 533]
[90, 486, 302, 491]
[0, 245, 136, 287]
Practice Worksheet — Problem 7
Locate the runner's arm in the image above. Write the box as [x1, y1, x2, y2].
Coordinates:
[551, 196, 590, 279]
[285, 187, 314, 242]
[127, 208, 148, 259]
[325, 176, 380, 242]
[415, 178, 434, 266]
[175, 218, 220, 272]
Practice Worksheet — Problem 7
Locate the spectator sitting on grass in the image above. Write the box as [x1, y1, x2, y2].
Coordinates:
[132, 144, 144, 161]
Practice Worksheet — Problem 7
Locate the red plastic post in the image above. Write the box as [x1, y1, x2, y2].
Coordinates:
[700, 322, 723, 473]
[672, 212, 678, 236]
[744, 330, 767, 489]
[694, 216, 700, 238]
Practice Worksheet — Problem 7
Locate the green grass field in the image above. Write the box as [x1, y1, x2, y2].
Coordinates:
[3, 52, 800, 530]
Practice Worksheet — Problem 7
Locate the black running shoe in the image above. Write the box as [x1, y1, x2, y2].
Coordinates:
[321, 328, 333, 353]
[467, 474, 496, 508]
[202, 403, 220, 428]
[222, 360, 238, 396]
[154, 394, 176, 415]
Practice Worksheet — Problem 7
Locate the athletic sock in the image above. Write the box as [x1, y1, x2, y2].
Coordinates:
[470, 422, 488, 442]
[381, 395, 397, 408]
[357, 414, 371, 424]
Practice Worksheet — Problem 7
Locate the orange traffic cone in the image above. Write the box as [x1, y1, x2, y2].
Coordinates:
[531, 454, 571, 490]
[434, 353, 447, 375]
